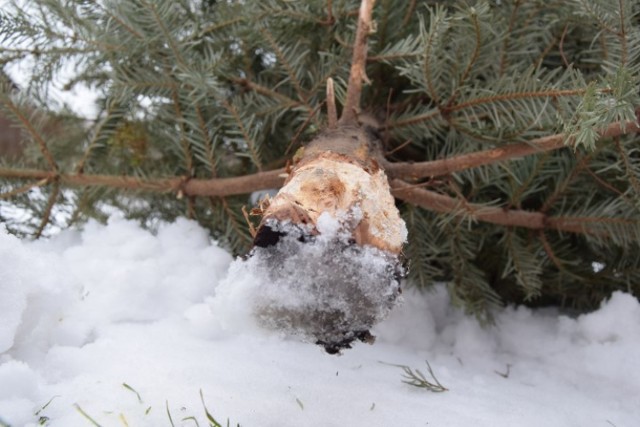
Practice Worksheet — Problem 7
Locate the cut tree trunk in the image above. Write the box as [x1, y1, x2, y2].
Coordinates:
[250, 122, 407, 354]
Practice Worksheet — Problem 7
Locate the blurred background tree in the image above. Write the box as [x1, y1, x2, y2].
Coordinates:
[1, 0, 639, 321]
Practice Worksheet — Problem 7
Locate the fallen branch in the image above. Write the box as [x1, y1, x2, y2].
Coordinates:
[385, 121, 639, 179]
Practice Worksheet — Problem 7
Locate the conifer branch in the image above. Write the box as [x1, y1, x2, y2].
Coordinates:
[385, 121, 639, 179]
[444, 88, 597, 113]
[384, 109, 440, 130]
[499, 0, 522, 76]
[34, 179, 59, 239]
[193, 102, 218, 177]
[614, 138, 640, 195]
[402, 0, 417, 27]
[260, 28, 309, 105]
[390, 179, 628, 237]
[221, 100, 263, 171]
[0, 178, 50, 200]
[618, 0, 628, 66]
[324, 0, 334, 25]
[445, 10, 481, 108]
[0, 97, 58, 172]
[0, 167, 286, 197]
[231, 78, 306, 110]
[339, 0, 376, 125]
[95, 2, 144, 39]
[326, 77, 337, 128]
[75, 109, 113, 174]
[172, 89, 194, 174]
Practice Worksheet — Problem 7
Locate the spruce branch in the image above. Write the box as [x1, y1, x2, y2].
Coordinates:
[382, 360, 448, 392]
[339, 0, 376, 125]
[385, 120, 639, 179]
[0, 178, 50, 200]
[0, 167, 286, 197]
[390, 179, 636, 238]
[172, 88, 195, 174]
[259, 28, 309, 106]
[0, 96, 58, 172]
[231, 77, 307, 111]
[34, 179, 59, 239]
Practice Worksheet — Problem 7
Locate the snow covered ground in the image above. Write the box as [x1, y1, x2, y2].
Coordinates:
[1, 218, 639, 427]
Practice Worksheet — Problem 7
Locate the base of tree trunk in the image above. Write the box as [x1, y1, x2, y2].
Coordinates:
[250, 125, 407, 353]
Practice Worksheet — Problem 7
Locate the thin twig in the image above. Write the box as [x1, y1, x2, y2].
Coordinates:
[385, 139, 412, 156]
[339, 0, 376, 125]
[0, 97, 58, 172]
[76, 108, 113, 174]
[326, 77, 338, 128]
[559, 23, 570, 68]
[171, 88, 194, 174]
[324, 0, 334, 25]
[381, 360, 448, 392]
[34, 180, 59, 239]
[402, 0, 416, 27]
[618, 0, 627, 66]
[285, 101, 325, 155]
[0, 178, 49, 200]
[499, 0, 522, 76]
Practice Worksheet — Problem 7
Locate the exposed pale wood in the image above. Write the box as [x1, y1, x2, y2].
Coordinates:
[257, 125, 406, 254]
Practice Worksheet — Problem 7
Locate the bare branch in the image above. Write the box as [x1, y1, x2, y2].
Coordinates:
[385, 121, 639, 179]
[339, 0, 376, 125]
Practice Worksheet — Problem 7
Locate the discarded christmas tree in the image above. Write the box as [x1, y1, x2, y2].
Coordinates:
[1, 0, 639, 338]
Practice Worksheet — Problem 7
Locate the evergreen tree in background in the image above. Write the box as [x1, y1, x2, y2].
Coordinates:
[1, 0, 639, 321]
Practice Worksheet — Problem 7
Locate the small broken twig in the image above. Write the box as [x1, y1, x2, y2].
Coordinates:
[381, 360, 448, 392]
[326, 77, 338, 128]
[339, 0, 376, 125]
[494, 363, 511, 378]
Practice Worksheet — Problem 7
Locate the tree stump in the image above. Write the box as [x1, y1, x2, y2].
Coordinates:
[251, 123, 407, 353]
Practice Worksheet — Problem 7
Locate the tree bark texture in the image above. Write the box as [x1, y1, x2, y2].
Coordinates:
[255, 125, 406, 254]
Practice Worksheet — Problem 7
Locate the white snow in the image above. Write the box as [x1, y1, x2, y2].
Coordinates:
[1, 218, 639, 427]
[243, 214, 402, 352]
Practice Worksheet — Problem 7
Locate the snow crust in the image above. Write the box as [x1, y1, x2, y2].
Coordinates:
[1, 219, 639, 426]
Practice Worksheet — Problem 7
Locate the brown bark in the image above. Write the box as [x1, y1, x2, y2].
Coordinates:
[339, 0, 375, 125]
[385, 121, 639, 179]
[0, 167, 286, 197]
[391, 179, 622, 236]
